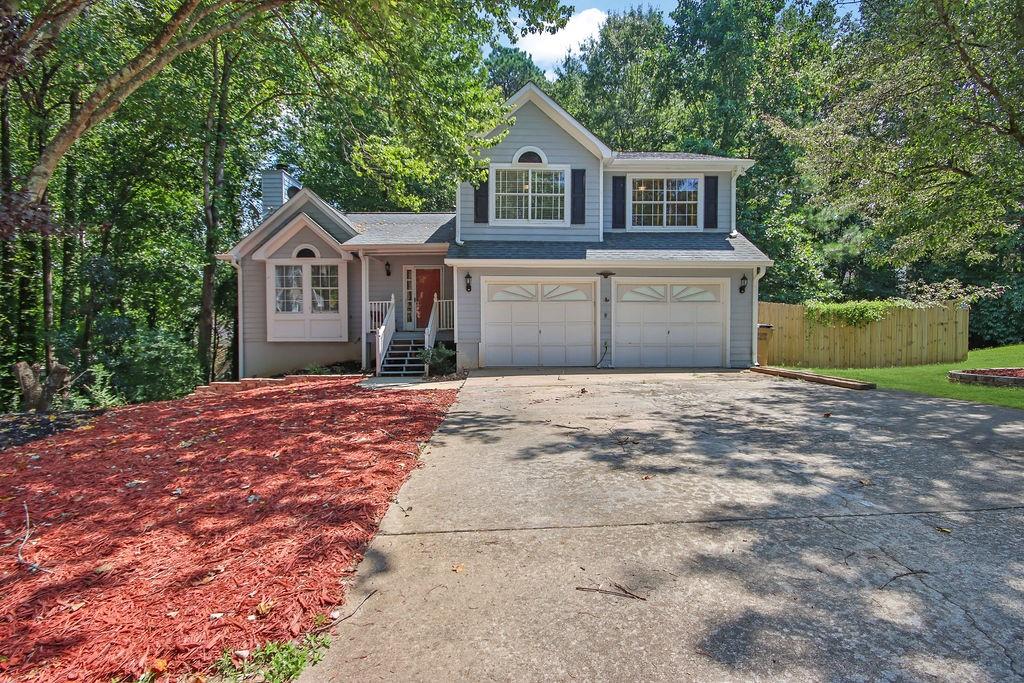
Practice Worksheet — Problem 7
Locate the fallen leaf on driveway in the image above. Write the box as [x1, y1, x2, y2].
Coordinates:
[452, 563, 465, 573]
[936, 527, 952, 533]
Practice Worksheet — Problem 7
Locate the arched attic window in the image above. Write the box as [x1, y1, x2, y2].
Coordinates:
[513, 146, 547, 164]
[293, 244, 320, 258]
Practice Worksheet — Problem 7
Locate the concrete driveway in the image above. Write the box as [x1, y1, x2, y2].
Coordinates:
[302, 370, 1024, 682]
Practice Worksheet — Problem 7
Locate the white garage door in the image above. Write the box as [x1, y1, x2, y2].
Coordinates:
[483, 281, 596, 366]
[614, 281, 726, 367]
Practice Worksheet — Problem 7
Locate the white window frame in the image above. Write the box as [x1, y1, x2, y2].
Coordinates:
[626, 173, 703, 232]
[489, 161, 571, 227]
[265, 258, 348, 342]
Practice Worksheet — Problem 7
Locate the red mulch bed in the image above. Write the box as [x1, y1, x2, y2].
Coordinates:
[0, 378, 457, 681]
[965, 368, 1024, 378]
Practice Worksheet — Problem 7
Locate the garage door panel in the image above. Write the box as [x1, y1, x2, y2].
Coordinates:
[668, 346, 694, 367]
[539, 324, 565, 345]
[617, 324, 642, 345]
[512, 346, 540, 365]
[510, 301, 539, 322]
[694, 346, 723, 366]
[511, 325, 539, 345]
[642, 345, 668, 367]
[564, 323, 592, 345]
[642, 324, 667, 345]
[668, 305, 696, 324]
[487, 302, 512, 323]
[696, 324, 722, 345]
[696, 305, 722, 324]
[484, 323, 512, 345]
[668, 325, 697, 345]
[616, 345, 641, 367]
[485, 345, 512, 366]
[563, 301, 594, 323]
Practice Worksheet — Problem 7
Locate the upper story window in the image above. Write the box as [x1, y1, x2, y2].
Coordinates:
[628, 175, 702, 230]
[490, 147, 570, 226]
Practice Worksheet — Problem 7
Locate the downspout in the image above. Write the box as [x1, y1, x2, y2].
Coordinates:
[729, 168, 739, 238]
[751, 265, 767, 366]
[454, 180, 464, 246]
[598, 157, 605, 241]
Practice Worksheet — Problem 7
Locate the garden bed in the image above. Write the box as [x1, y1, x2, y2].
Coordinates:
[0, 377, 457, 681]
[948, 368, 1024, 388]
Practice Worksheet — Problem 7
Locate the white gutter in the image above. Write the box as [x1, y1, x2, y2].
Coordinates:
[598, 158, 604, 241]
[730, 169, 740, 238]
[444, 258, 773, 268]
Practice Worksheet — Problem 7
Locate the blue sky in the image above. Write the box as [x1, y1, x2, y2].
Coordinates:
[507, 2, 859, 79]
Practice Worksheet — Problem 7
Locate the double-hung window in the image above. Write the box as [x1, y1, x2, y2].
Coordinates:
[491, 163, 570, 225]
[628, 175, 702, 230]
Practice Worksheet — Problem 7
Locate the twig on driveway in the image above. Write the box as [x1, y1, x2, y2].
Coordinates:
[575, 584, 647, 601]
[553, 424, 590, 431]
[313, 589, 379, 633]
[877, 569, 929, 590]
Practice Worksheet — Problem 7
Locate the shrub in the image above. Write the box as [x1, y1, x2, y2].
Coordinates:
[803, 299, 919, 328]
[418, 345, 456, 376]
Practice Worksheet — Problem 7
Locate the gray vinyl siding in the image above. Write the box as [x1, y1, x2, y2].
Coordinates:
[268, 229, 337, 259]
[455, 266, 754, 370]
[363, 254, 453, 332]
[602, 171, 732, 233]
[239, 223, 362, 377]
[459, 101, 601, 241]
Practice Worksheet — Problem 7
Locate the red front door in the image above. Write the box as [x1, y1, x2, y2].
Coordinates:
[415, 269, 441, 328]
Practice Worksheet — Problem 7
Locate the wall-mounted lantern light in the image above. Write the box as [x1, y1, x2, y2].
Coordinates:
[739, 274, 748, 294]
[384, 261, 392, 277]
[464, 272, 472, 292]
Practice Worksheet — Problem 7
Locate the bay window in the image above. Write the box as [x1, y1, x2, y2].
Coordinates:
[628, 175, 702, 230]
[266, 257, 347, 342]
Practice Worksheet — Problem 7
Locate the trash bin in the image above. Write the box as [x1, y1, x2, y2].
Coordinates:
[757, 323, 773, 366]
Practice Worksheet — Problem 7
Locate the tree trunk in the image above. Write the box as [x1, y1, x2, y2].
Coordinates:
[59, 88, 80, 328]
[198, 43, 235, 383]
[12, 360, 69, 412]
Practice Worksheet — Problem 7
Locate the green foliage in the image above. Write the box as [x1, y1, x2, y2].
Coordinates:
[484, 46, 546, 98]
[803, 299, 918, 328]
[58, 364, 126, 411]
[419, 345, 456, 376]
[215, 633, 331, 683]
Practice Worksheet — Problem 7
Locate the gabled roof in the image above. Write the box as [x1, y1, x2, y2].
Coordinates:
[251, 212, 351, 260]
[446, 231, 772, 265]
[342, 213, 455, 247]
[222, 188, 358, 259]
[501, 83, 613, 160]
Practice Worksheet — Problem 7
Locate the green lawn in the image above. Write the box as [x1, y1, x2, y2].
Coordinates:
[797, 343, 1024, 411]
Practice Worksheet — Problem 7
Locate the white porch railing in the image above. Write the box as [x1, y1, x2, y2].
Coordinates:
[369, 299, 391, 331]
[374, 294, 395, 376]
[437, 298, 454, 330]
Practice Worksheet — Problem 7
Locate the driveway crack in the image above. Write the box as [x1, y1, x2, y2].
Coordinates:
[816, 516, 1024, 679]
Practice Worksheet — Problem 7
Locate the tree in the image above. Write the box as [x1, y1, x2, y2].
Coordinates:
[484, 45, 545, 98]
[0, 0, 572, 235]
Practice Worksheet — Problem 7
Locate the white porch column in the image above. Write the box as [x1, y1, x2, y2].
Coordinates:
[360, 250, 369, 371]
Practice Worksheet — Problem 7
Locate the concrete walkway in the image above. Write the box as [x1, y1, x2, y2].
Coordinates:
[303, 370, 1024, 682]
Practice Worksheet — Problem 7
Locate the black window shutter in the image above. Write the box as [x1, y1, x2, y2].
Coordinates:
[570, 169, 586, 224]
[473, 172, 489, 223]
[703, 175, 719, 230]
[612, 175, 626, 228]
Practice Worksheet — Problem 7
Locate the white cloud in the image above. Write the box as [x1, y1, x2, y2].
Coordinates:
[517, 8, 607, 73]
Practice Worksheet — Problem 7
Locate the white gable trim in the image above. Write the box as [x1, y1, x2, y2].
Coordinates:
[226, 188, 358, 259]
[252, 213, 351, 261]
[500, 83, 612, 161]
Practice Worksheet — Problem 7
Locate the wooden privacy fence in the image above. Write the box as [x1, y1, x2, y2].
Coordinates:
[757, 301, 969, 368]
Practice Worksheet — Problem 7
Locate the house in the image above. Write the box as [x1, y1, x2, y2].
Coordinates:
[219, 84, 773, 378]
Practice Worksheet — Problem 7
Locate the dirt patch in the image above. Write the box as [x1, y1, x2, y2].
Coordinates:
[0, 377, 457, 681]
[0, 411, 102, 452]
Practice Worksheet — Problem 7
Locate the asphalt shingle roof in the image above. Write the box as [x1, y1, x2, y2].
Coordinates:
[446, 231, 770, 263]
[342, 213, 455, 246]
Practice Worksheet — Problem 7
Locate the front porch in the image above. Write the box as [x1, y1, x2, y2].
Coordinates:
[359, 252, 455, 376]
